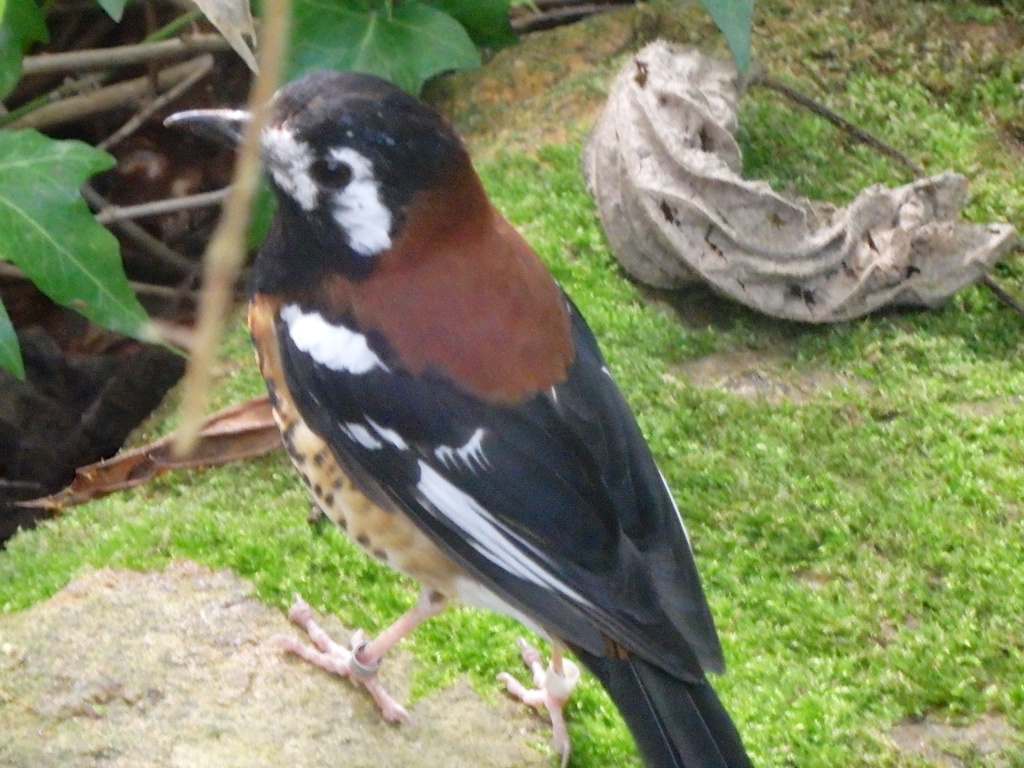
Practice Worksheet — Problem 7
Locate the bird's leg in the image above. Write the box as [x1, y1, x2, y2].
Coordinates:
[275, 589, 446, 724]
[498, 637, 580, 768]
[351, 588, 446, 666]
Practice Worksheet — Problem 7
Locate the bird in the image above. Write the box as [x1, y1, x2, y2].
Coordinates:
[166, 70, 753, 768]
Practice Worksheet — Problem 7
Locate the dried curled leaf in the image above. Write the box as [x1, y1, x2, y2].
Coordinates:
[188, 0, 258, 72]
[583, 41, 1020, 322]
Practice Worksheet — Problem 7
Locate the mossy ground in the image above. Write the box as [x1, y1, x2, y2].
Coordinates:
[3, 1, 1024, 766]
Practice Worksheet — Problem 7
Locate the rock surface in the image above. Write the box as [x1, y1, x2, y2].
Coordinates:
[0, 561, 547, 768]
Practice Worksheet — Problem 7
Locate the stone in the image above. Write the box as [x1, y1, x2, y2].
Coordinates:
[0, 561, 547, 768]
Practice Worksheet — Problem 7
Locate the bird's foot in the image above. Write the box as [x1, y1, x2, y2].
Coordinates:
[274, 595, 411, 724]
[498, 637, 580, 768]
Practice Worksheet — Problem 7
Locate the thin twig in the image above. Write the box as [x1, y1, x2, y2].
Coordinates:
[0, 262, 199, 303]
[537, 0, 632, 8]
[9, 56, 213, 130]
[117, 222, 202, 279]
[753, 74, 927, 179]
[95, 188, 230, 224]
[130, 281, 201, 302]
[173, 0, 290, 456]
[513, 5, 623, 33]
[981, 272, 1024, 317]
[146, 318, 197, 352]
[512, 2, 632, 33]
[98, 54, 214, 150]
[0, 73, 106, 128]
[751, 73, 1024, 319]
[143, 2, 164, 94]
[511, 0, 631, 12]
[21, 34, 230, 77]
[82, 185, 199, 276]
[144, 10, 205, 43]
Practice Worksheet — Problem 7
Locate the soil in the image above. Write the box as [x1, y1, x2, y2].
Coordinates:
[890, 715, 1021, 767]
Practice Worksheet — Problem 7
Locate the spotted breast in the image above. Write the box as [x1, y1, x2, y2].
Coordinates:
[248, 293, 464, 592]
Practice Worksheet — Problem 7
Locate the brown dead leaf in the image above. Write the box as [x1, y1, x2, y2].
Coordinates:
[20, 396, 280, 511]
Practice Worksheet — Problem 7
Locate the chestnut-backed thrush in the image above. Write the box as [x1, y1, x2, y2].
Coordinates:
[167, 70, 752, 768]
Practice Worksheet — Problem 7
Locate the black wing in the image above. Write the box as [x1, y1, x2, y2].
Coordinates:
[276, 295, 724, 681]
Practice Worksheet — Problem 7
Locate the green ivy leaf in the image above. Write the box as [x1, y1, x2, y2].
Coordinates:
[0, 130, 149, 368]
[0, 297, 24, 378]
[289, 0, 481, 94]
[94, 0, 128, 22]
[699, 0, 753, 72]
[423, 0, 516, 49]
[0, 0, 48, 99]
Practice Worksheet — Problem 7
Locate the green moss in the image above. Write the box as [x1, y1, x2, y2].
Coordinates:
[3, 1, 1024, 766]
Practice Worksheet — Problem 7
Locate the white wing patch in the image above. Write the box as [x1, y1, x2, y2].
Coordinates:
[328, 147, 392, 257]
[435, 428, 490, 473]
[416, 462, 593, 608]
[262, 125, 318, 210]
[280, 304, 388, 375]
[342, 422, 383, 450]
[366, 417, 408, 450]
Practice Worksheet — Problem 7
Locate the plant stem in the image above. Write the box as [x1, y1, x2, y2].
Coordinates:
[753, 74, 926, 179]
[173, 0, 291, 456]
[98, 56, 214, 150]
[0, 75, 105, 129]
[82, 186, 200, 277]
[95, 189, 231, 225]
[21, 34, 230, 76]
[8, 56, 213, 130]
[143, 9, 205, 42]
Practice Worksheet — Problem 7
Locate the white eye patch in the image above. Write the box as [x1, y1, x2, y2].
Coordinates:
[327, 147, 393, 257]
[261, 126, 393, 257]
[262, 125, 318, 211]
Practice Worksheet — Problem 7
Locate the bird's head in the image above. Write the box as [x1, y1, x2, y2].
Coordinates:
[166, 71, 477, 286]
[168, 70, 573, 397]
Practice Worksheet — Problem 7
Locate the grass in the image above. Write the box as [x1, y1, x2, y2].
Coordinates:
[3, 1, 1024, 766]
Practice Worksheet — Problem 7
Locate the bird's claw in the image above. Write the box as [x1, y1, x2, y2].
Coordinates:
[287, 595, 315, 625]
[516, 635, 543, 669]
[499, 637, 579, 768]
[277, 594, 410, 724]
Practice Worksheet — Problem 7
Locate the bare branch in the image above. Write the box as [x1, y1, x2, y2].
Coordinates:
[95, 188, 230, 224]
[173, 0, 290, 456]
[9, 56, 213, 130]
[981, 273, 1024, 317]
[82, 185, 199, 276]
[753, 74, 926, 179]
[512, 3, 632, 34]
[21, 34, 230, 77]
[98, 54, 214, 150]
[0, 262, 198, 303]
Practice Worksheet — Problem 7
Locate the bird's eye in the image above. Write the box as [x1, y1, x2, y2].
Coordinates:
[310, 157, 353, 188]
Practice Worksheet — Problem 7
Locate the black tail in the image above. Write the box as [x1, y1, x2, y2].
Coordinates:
[576, 650, 753, 768]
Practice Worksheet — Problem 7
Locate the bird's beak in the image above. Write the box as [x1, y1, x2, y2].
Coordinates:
[163, 108, 251, 148]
